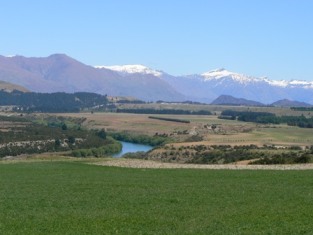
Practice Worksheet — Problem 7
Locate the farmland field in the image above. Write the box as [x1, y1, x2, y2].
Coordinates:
[60, 111, 313, 147]
[51, 109, 313, 164]
[2, 104, 313, 165]
[1, 160, 313, 234]
[1, 105, 313, 234]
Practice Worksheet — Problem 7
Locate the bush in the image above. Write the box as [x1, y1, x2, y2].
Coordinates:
[97, 129, 107, 139]
[109, 132, 169, 146]
[71, 139, 122, 158]
[123, 151, 147, 159]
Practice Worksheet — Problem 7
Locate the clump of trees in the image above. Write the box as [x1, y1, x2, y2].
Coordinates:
[122, 151, 147, 159]
[291, 107, 313, 111]
[219, 110, 313, 128]
[71, 138, 122, 158]
[109, 131, 169, 146]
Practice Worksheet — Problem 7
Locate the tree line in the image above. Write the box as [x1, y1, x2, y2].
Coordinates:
[219, 110, 313, 128]
[148, 116, 190, 123]
[291, 107, 313, 111]
[116, 108, 212, 115]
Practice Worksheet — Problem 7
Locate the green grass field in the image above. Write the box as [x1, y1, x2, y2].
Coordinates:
[1, 160, 313, 234]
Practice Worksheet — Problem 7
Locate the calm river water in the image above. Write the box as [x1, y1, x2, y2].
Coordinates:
[113, 141, 153, 158]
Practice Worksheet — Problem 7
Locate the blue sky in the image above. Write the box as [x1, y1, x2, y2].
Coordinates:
[1, 0, 313, 81]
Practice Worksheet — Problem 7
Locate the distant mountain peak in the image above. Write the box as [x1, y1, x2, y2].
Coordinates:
[211, 95, 264, 106]
[211, 68, 227, 72]
[48, 53, 69, 58]
[271, 99, 312, 107]
[95, 64, 163, 77]
[4, 55, 18, 58]
[201, 68, 259, 84]
[201, 68, 230, 76]
[2, 53, 70, 60]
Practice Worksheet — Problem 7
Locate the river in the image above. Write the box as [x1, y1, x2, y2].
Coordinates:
[113, 141, 153, 158]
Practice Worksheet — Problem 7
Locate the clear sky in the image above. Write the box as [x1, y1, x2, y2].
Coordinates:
[1, 0, 313, 81]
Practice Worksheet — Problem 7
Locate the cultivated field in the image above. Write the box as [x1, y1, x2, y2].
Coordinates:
[60, 112, 192, 135]
[1, 160, 313, 234]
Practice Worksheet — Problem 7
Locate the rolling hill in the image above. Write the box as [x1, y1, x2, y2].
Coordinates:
[211, 95, 264, 106]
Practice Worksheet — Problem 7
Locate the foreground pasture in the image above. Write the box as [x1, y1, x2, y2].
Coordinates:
[1, 160, 313, 234]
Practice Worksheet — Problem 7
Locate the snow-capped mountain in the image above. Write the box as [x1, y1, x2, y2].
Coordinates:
[162, 68, 313, 104]
[94, 65, 313, 104]
[201, 68, 260, 84]
[95, 64, 164, 77]
[0, 54, 184, 101]
[1, 53, 313, 104]
[200, 68, 313, 88]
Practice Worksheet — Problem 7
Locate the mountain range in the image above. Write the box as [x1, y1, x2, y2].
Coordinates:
[0, 54, 183, 101]
[1, 54, 313, 104]
[163, 69, 313, 104]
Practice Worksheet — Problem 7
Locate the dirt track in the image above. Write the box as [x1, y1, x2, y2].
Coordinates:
[94, 158, 313, 170]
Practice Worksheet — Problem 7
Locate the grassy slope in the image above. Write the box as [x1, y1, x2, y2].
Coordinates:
[1, 161, 313, 234]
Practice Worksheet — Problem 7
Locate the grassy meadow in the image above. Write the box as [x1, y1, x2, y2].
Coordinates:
[1, 160, 313, 234]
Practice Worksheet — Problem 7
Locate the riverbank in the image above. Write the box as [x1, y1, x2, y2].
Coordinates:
[94, 158, 313, 170]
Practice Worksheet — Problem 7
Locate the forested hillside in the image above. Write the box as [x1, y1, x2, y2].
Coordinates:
[0, 90, 108, 112]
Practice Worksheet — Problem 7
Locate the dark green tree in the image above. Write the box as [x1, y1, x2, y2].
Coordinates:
[97, 129, 107, 139]
[55, 139, 61, 148]
[62, 123, 68, 130]
[68, 136, 75, 144]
